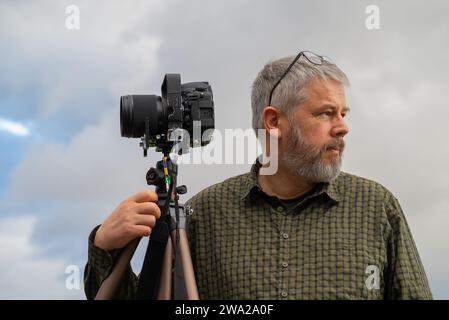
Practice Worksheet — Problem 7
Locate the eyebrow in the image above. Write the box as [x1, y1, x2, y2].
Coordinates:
[317, 104, 351, 113]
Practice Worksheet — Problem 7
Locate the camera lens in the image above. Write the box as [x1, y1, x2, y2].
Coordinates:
[120, 95, 165, 138]
[120, 95, 134, 137]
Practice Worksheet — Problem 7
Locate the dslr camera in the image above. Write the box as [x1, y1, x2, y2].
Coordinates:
[120, 74, 215, 156]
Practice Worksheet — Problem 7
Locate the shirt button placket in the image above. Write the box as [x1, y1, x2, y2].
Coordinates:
[279, 230, 290, 299]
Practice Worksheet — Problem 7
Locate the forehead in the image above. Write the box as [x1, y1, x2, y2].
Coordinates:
[301, 78, 347, 109]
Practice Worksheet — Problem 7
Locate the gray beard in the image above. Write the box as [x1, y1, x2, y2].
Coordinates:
[281, 123, 343, 182]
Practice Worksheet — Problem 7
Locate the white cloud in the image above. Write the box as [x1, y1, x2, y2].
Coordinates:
[0, 0, 163, 121]
[0, 215, 83, 299]
[0, 117, 29, 136]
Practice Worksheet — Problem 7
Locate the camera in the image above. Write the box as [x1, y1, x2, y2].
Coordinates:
[120, 74, 215, 156]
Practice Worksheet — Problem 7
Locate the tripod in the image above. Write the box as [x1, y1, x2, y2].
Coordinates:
[94, 151, 199, 300]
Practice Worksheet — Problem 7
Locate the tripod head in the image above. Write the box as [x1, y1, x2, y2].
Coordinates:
[145, 150, 189, 221]
[146, 158, 187, 199]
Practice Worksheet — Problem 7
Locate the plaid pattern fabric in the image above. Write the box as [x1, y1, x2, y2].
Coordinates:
[84, 162, 432, 300]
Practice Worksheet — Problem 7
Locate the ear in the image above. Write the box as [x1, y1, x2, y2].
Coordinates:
[262, 106, 283, 139]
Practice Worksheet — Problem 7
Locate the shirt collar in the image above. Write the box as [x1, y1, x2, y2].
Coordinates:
[240, 160, 262, 200]
[241, 159, 341, 203]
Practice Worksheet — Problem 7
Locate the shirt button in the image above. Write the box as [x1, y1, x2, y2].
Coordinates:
[281, 262, 289, 268]
[281, 291, 288, 298]
[282, 233, 289, 239]
[276, 206, 284, 212]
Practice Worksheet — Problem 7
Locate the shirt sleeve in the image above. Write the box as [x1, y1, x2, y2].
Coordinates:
[83, 225, 138, 300]
[383, 193, 433, 300]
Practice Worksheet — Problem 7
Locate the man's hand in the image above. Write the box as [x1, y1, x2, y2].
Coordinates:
[94, 190, 161, 251]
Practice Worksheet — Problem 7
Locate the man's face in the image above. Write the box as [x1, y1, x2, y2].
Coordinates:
[281, 78, 349, 182]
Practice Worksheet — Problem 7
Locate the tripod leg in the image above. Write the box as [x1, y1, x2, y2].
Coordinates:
[171, 229, 199, 300]
[95, 238, 140, 300]
[135, 220, 170, 299]
[156, 236, 173, 300]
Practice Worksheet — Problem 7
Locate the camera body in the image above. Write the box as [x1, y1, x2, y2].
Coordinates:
[120, 74, 215, 155]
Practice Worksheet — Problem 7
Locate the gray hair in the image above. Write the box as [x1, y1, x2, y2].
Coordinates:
[251, 54, 349, 134]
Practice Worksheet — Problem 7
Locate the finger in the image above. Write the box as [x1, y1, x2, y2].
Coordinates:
[128, 190, 158, 203]
[134, 214, 156, 228]
[135, 201, 161, 219]
[131, 225, 152, 237]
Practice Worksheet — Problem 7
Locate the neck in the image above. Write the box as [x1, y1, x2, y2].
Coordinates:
[257, 161, 317, 199]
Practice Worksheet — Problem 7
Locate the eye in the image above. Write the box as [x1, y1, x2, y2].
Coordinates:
[321, 111, 333, 117]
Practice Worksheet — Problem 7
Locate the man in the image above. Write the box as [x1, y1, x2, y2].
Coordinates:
[84, 51, 432, 299]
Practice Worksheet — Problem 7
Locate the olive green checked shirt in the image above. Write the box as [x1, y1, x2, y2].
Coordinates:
[84, 162, 432, 300]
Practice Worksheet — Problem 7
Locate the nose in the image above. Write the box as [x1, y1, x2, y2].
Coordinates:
[331, 115, 349, 138]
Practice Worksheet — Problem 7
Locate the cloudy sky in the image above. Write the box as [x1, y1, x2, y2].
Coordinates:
[0, 0, 448, 299]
